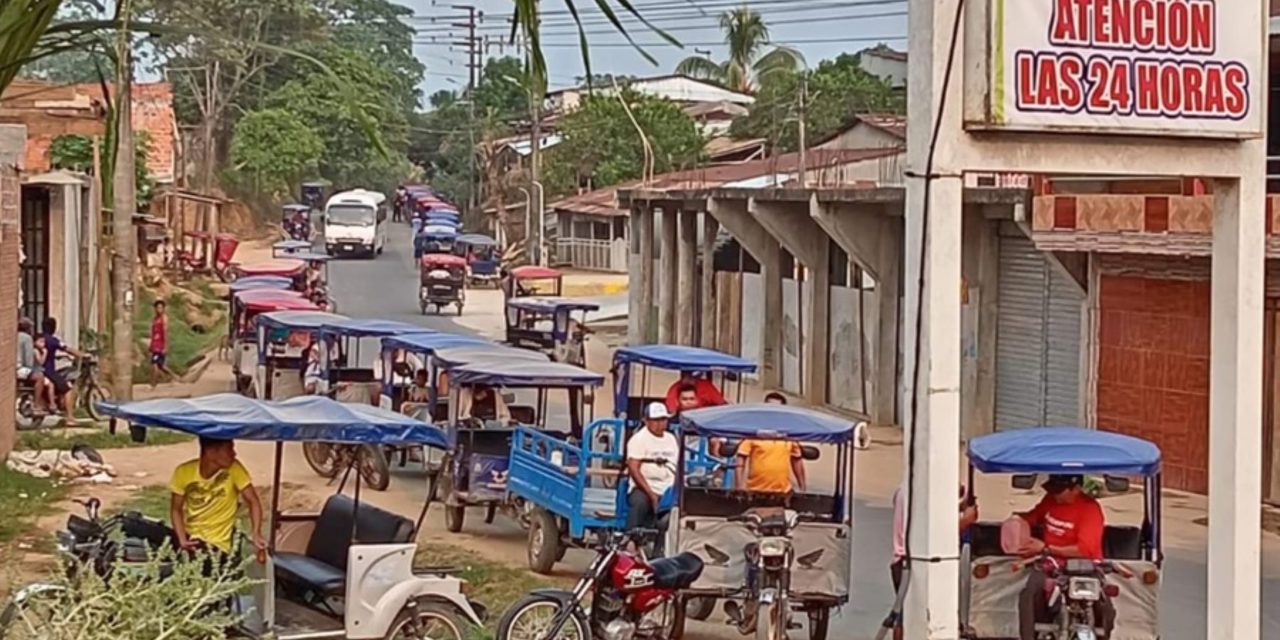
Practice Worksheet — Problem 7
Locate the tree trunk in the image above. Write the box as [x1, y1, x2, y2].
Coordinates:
[111, 46, 137, 401]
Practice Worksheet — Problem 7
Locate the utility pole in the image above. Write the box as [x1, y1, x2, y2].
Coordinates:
[111, 5, 137, 402]
[450, 4, 481, 218]
[798, 75, 808, 186]
[526, 32, 544, 265]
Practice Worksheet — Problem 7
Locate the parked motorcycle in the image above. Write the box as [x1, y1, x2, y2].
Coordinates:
[719, 509, 824, 640]
[1030, 555, 1127, 640]
[59, 354, 111, 422]
[496, 530, 704, 640]
[14, 378, 45, 430]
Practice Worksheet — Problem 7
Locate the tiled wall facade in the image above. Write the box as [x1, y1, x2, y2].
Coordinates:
[1033, 194, 1280, 235]
[1096, 275, 1211, 493]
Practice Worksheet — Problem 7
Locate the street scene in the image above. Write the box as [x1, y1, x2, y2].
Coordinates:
[0, 0, 1277, 639]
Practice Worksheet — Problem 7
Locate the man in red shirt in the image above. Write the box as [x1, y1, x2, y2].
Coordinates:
[664, 372, 725, 414]
[1015, 475, 1114, 640]
[149, 300, 175, 387]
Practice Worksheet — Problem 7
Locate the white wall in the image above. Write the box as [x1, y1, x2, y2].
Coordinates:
[740, 273, 764, 371]
[829, 286, 865, 413]
[782, 278, 802, 395]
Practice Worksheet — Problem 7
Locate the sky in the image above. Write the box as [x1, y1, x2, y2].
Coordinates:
[402, 0, 909, 102]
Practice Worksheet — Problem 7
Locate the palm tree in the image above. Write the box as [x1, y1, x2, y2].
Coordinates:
[674, 8, 803, 93]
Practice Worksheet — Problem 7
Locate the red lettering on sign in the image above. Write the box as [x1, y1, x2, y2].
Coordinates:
[1047, 0, 1216, 53]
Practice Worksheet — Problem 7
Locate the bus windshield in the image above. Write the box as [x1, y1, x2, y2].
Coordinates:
[327, 204, 375, 227]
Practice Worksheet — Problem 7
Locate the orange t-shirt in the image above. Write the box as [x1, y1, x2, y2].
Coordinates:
[738, 440, 801, 493]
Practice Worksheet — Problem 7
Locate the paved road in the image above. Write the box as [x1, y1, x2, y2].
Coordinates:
[324, 222, 1280, 639]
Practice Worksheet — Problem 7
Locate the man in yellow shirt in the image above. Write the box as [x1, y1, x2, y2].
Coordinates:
[169, 438, 265, 560]
[735, 393, 807, 494]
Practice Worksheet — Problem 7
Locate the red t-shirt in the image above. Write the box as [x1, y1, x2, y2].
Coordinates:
[149, 316, 167, 354]
[664, 379, 727, 413]
[1023, 494, 1105, 560]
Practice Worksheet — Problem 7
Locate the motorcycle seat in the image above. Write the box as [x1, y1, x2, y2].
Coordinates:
[650, 552, 704, 590]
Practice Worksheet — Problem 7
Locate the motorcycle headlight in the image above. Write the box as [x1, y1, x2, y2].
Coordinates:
[1068, 576, 1102, 601]
[759, 537, 790, 558]
[55, 531, 75, 553]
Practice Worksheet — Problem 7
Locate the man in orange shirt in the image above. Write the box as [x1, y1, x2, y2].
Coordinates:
[734, 393, 806, 494]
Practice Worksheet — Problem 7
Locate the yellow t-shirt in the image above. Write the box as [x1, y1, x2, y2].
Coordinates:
[169, 459, 252, 551]
[739, 440, 801, 493]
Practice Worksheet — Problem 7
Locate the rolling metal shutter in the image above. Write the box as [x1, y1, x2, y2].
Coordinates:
[995, 230, 1084, 430]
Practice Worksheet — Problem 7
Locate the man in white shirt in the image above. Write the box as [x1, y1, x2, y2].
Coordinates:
[625, 402, 681, 533]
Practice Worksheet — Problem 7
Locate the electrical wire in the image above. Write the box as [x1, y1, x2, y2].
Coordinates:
[878, 0, 966, 638]
[413, 35, 906, 47]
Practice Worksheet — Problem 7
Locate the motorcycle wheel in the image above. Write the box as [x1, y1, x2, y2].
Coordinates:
[83, 384, 110, 422]
[755, 600, 783, 640]
[807, 607, 830, 640]
[383, 601, 467, 640]
[527, 508, 563, 575]
[0, 585, 65, 640]
[303, 442, 341, 478]
[497, 594, 588, 640]
[686, 596, 716, 622]
[439, 471, 465, 533]
[358, 445, 391, 491]
[14, 396, 43, 431]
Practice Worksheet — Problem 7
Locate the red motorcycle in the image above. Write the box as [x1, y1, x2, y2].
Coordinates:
[496, 530, 704, 640]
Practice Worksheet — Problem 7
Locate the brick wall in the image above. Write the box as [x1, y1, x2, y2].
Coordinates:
[0, 162, 20, 458]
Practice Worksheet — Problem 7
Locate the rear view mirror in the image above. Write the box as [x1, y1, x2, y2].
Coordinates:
[800, 445, 821, 461]
[1104, 475, 1130, 493]
[1011, 474, 1038, 490]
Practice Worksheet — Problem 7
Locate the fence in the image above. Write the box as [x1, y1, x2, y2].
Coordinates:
[554, 237, 627, 272]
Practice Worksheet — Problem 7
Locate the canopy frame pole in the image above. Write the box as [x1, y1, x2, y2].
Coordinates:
[268, 441, 284, 553]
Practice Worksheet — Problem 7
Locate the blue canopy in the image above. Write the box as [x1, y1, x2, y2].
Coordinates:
[432, 344, 549, 369]
[614, 345, 757, 373]
[257, 310, 346, 330]
[680, 404, 857, 444]
[282, 204, 311, 213]
[98, 394, 449, 448]
[229, 276, 293, 293]
[507, 296, 600, 313]
[423, 225, 458, 238]
[319, 318, 435, 339]
[968, 427, 1162, 476]
[272, 239, 311, 251]
[382, 332, 488, 354]
[288, 251, 332, 263]
[450, 360, 604, 387]
[457, 233, 497, 247]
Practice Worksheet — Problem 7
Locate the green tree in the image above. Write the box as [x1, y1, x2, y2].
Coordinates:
[545, 89, 705, 192]
[730, 53, 903, 153]
[17, 0, 113, 83]
[674, 8, 801, 93]
[48, 132, 156, 207]
[229, 108, 323, 196]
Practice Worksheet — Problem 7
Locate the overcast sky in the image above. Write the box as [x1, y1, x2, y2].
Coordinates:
[402, 0, 908, 102]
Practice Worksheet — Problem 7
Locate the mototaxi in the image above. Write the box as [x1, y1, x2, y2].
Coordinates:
[230, 289, 319, 395]
[503, 265, 562, 299]
[455, 234, 500, 287]
[282, 203, 311, 242]
[504, 297, 598, 366]
[99, 394, 487, 640]
[436, 358, 603, 539]
[254, 310, 347, 400]
[419, 253, 467, 316]
[273, 240, 312, 258]
[415, 225, 457, 260]
[671, 404, 855, 640]
[960, 427, 1163, 640]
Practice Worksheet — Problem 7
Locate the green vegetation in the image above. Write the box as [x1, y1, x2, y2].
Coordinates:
[119, 484, 171, 520]
[675, 7, 802, 93]
[416, 544, 571, 628]
[130, 286, 224, 383]
[19, 429, 192, 452]
[0, 466, 67, 544]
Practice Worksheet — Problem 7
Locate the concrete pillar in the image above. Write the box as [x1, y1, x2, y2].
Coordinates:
[811, 198, 902, 426]
[701, 213, 719, 349]
[0, 124, 23, 460]
[628, 203, 653, 345]
[658, 207, 678, 344]
[1207, 171, 1265, 640]
[902, 0, 964, 632]
[677, 209, 698, 346]
[706, 197, 782, 387]
[751, 198, 830, 405]
[963, 210, 999, 438]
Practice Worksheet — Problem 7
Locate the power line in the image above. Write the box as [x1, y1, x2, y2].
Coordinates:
[412, 35, 906, 48]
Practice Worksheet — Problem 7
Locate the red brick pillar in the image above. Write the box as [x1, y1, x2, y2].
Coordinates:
[0, 162, 20, 460]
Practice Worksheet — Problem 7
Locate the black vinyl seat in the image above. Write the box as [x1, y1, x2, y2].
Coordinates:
[274, 494, 414, 596]
[650, 553, 705, 589]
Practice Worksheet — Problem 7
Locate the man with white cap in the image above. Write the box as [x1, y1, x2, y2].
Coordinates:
[625, 402, 681, 535]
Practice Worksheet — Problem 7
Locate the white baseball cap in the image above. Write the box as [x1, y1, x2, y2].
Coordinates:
[646, 402, 672, 420]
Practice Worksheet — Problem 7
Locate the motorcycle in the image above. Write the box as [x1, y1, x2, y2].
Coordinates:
[58, 354, 111, 422]
[719, 509, 822, 640]
[496, 530, 704, 640]
[14, 377, 46, 430]
[1030, 555, 1128, 640]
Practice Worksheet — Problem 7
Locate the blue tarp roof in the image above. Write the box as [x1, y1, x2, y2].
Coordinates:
[229, 276, 293, 293]
[449, 360, 604, 387]
[507, 296, 600, 313]
[98, 394, 449, 447]
[968, 427, 1162, 476]
[457, 233, 497, 247]
[432, 344, 549, 369]
[614, 344, 757, 373]
[288, 251, 332, 262]
[257, 311, 347, 330]
[272, 240, 311, 250]
[423, 225, 458, 237]
[382, 332, 487, 354]
[318, 318, 435, 338]
[680, 404, 857, 444]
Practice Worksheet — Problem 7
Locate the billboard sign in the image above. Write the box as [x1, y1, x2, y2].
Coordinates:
[972, 0, 1264, 138]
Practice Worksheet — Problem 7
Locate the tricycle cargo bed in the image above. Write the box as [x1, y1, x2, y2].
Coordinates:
[507, 420, 627, 538]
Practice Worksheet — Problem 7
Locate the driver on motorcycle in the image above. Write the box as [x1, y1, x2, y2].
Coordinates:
[169, 437, 265, 566]
[1014, 474, 1115, 640]
[41, 317, 85, 422]
[625, 402, 681, 546]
